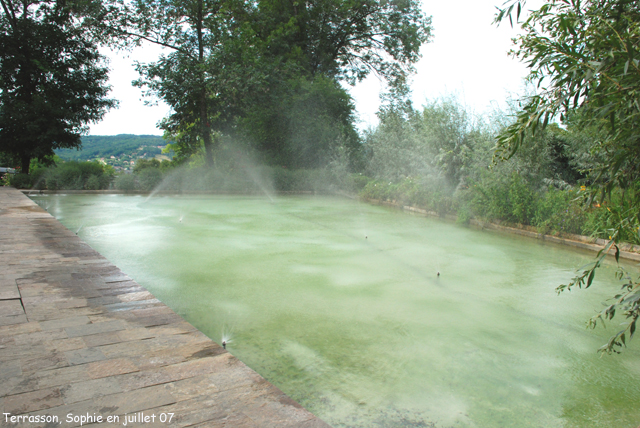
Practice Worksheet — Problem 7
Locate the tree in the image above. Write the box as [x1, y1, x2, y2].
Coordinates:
[131, 0, 255, 167]
[0, 0, 115, 174]
[248, 0, 430, 85]
[495, 0, 640, 353]
[237, 0, 431, 168]
[237, 74, 360, 168]
[133, 0, 432, 169]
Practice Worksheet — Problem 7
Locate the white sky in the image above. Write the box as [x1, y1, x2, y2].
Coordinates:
[88, 0, 532, 136]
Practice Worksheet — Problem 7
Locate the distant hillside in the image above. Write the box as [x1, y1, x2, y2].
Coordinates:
[56, 135, 167, 161]
[54, 134, 172, 172]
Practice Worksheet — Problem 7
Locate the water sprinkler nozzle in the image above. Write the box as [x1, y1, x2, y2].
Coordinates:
[437, 272, 440, 277]
[222, 340, 226, 349]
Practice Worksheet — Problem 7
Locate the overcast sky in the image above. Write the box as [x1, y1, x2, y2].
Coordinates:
[88, 0, 533, 136]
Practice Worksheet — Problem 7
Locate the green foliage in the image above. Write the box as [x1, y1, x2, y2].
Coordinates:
[580, 188, 640, 244]
[7, 173, 32, 189]
[359, 177, 456, 216]
[131, 0, 249, 167]
[365, 97, 493, 186]
[109, 157, 174, 192]
[494, 0, 640, 215]
[0, 0, 115, 174]
[361, 97, 497, 217]
[251, 0, 431, 86]
[114, 174, 137, 192]
[236, 0, 431, 166]
[270, 168, 331, 193]
[455, 206, 472, 226]
[42, 161, 113, 190]
[85, 175, 102, 190]
[347, 174, 371, 193]
[420, 99, 478, 188]
[0, 151, 19, 170]
[364, 107, 431, 181]
[4, 159, 114, 190]
[466, 172, 536, 225]
[240, 75, 360, 169]
[133, 158, 163, 174]
[533, 188, 575, 234]
[136, 168, 163, 192]
[508, 174, 536, 225]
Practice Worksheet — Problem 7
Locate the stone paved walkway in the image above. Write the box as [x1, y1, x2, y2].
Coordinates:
[0, 187, 330, 428]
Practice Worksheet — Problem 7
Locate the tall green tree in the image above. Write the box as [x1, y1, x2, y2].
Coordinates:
[133, 0, 431, 169]
[131, 0, 239, 167]
[495, 0, 640, 353]
[238, 73, 360, 168]
[238, 0, 431, 168]
[0, 0, 115, 174]
[249, 0, 430, 85]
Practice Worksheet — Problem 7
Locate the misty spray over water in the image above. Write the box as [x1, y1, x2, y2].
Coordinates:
[141, 141, 277, 202]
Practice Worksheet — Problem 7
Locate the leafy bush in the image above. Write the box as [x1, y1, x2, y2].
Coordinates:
[507, 174, 537, 225]
[347, 173, 371, 193]
[40, 161, 113, 190]
[137, 168, 163, 192]
[8, 173, 32, 189]
[466, 171, 538, 225]
[531, 188, 582, 235]
[114, 174, 137, 191]
[580, 191, 640, 244]
[133, 158, 166, 173]
[85, 175, 102, 190]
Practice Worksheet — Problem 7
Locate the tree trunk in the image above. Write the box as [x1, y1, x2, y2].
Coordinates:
[201, 89, 214, 168]
[21, 154, 30, 175]
[196, 0, 214, 168]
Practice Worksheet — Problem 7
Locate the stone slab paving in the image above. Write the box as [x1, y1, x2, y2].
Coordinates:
[0, 187, 330, 428]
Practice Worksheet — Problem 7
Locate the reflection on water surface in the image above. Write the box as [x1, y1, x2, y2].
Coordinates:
[32, 194, 640, 427]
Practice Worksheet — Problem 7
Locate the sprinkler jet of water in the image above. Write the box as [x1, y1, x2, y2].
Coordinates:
[221, 331, 232, 350]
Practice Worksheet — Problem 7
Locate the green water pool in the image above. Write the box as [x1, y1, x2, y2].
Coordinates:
[31, 194, 640, 427]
